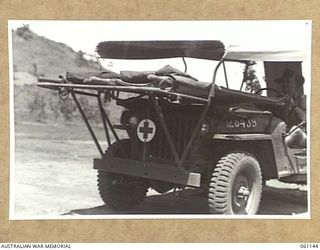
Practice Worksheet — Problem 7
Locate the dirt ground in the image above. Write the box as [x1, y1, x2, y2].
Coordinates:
[13, 122, 308, 218]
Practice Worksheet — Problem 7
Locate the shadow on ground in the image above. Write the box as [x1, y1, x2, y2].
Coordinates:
[63, 186, 308, 216]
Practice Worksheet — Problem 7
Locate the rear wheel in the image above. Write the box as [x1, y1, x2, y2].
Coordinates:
[97, 139, 148, 211]
[208, 153, 262, 215]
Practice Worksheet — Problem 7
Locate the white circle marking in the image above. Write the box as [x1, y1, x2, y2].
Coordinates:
[137, 119, 156, 142]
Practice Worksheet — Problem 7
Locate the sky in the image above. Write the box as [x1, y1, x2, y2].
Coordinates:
[9, 20, 311, 55]
[8, 20, 311, 90]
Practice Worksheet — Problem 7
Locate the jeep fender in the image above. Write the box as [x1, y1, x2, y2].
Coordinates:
[212, 121, 288, 180]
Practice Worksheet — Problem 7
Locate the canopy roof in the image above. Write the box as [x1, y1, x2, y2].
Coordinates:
[96, 40, 306, 62]
[96, 40, 225, 60]
[224, 45, 306, 62]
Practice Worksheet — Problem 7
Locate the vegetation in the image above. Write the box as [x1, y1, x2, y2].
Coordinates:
[24, 89, 103, 123]
[13, 25, 110, 124]
[244, 62, 261, 94]
[16, 24, 34, 40]
[28, 92, 47, 121]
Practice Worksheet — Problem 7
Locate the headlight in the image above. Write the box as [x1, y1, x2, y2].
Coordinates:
[128, 115, 139, 128]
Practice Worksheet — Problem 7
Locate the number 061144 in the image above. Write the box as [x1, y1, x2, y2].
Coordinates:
[300, 244, 319, 248]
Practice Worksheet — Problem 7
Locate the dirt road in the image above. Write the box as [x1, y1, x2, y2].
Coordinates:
[13, 122, 308, 218]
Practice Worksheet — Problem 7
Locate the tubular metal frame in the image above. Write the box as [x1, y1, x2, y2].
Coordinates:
[38, 58, 225, 170]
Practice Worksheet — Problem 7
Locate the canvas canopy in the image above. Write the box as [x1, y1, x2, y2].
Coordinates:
[224, 45, 306, 62]
[96, 40, 225, 60]
[96, 40, 306, 62]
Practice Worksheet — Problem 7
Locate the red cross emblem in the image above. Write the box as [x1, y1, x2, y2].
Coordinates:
[137, 119, 156, 142]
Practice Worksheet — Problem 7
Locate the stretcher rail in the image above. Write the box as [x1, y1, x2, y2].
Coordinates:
[37, 82, 209, 104]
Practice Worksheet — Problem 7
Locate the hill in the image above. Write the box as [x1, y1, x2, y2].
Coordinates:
[12, 25, 122, 124]
[12, 25, 100, 80]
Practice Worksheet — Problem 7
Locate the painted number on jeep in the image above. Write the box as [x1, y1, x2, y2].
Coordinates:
[226, 119, 257, 129]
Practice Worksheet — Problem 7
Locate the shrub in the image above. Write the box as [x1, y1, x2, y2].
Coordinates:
[28, 92, 47, 121]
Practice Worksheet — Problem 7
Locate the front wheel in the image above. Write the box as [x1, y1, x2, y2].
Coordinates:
[208, 153, 262, 215]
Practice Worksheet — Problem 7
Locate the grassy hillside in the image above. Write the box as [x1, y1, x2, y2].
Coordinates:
[12, 25, 122, 125]
[12, 25, 100, 78]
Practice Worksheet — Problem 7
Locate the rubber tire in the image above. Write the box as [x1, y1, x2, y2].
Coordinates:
[97, 139, 148, 211]
[208, 153, 262, 215]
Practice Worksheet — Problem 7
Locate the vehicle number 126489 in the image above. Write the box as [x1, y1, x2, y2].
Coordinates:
[226, 119, 257, 129]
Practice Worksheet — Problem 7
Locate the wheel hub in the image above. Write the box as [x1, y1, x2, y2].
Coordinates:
[232, 174, 252, 213]
[237, 186, 251, 197]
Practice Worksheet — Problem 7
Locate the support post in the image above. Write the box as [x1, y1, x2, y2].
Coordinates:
[97, 93, 111, 147]
[150, 94, 180, 165]
[71, 91, 103, 157]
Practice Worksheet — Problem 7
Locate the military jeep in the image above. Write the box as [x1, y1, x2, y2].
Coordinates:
[38, 40, 307, 215]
